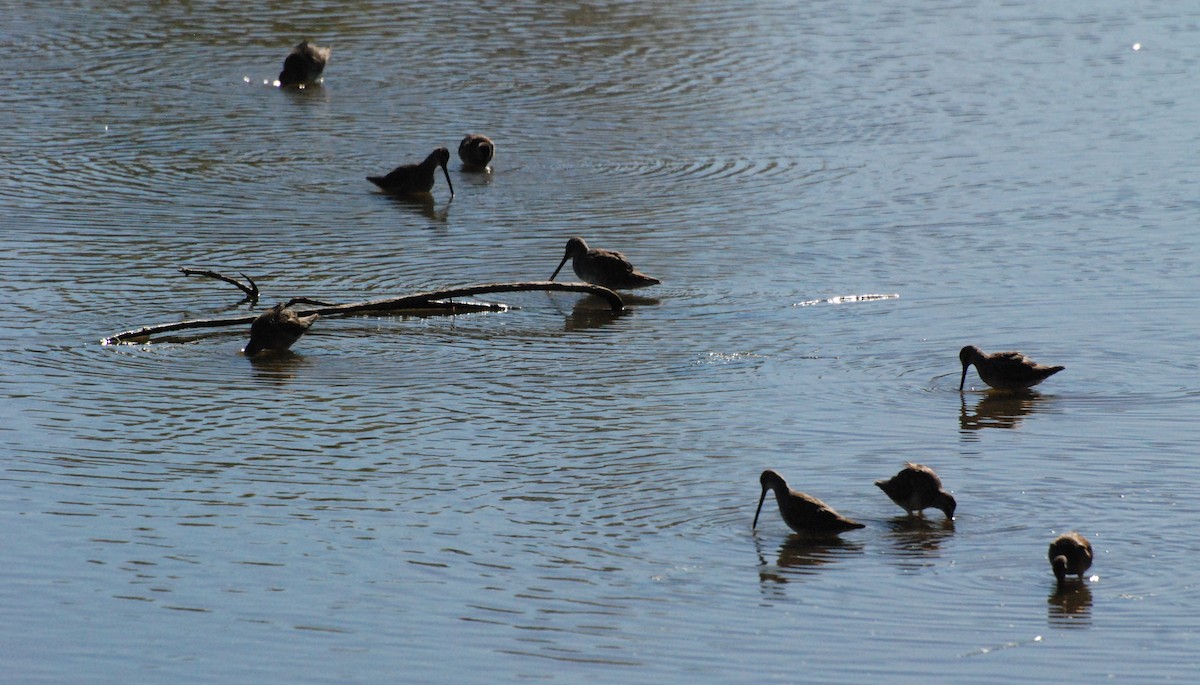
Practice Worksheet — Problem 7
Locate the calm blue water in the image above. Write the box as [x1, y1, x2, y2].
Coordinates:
[3, 1, 1199, 682]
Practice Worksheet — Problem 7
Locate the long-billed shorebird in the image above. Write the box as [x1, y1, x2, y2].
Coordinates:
[278, 41, 330, 87]
[753, 470, 865, 535]
[1048, 532, 1093, 584]
[875, 463, 956, 519]
[243, 303, 319, 356]
[368, 148, 454, 198]
[959, 345, 1064, 391]
[549, 237, 660, 291]
[458, 134, 495, 172]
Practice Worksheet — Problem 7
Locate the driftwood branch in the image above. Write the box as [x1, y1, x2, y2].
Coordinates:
[180, 268, 260, 301]
[102, 281, 622, 345]
[283, 297, 337, 308]
[288, 281, 623, 318]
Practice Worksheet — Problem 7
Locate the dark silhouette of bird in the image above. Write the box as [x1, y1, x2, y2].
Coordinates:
[367, 148, 454, 198]
[959, 345, 1064, 391]
[875, 462, 956, 519]
[549, 236, 660, 290]
[278, 41, 330, 87]
[1048, 532, 1093, 584]
[458, 134, 495, 171]
[753, 469, 864, 535]
[243, 303, 318, 356]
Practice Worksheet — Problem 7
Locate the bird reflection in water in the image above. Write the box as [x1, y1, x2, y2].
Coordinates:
[1047, 582, 1093, 628]
[563, 296, 624, 331]
[881, 516, 955, 568]
[959, 390, 1054, 431]
[560, 292, 657, 331]
[247, 350, 312, 383]
[755, 534, 864, 586]
[384, 192, 449, 221]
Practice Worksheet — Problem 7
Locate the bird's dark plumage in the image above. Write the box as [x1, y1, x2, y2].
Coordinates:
[278, 41, 330, 87]
[243, 303, 318, 356]
[549, 236, 660, 291]
[1049, 532, 1093, 584]
[959, 345, 1064, 391]
[875, 462, 956, 519]
[367, 148, 454, 198]
[753, 469, 864, 535]
[458, 134, 495, 171]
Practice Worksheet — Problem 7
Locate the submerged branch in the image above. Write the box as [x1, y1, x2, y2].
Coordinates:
[102, 280, 622, 345]
[287, 281, 623, 318]
[104, 314, 258, 344]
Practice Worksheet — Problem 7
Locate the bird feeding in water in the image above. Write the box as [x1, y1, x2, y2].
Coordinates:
[243, 303, 319, 356]
[959, 345, 1063, 391]
[549, 236, 661, 291]
[368, 148, 454, 198]
[875, 463, 956, 519]
[458, 134, 495, 172]
[752, 469, 865, 536]
[1048, 531, 1093, 585]
[278, 41, 330, 87]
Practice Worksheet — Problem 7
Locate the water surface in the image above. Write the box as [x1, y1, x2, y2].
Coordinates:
[3, 1, 1199, 682]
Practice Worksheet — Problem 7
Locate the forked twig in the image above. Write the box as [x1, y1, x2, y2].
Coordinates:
[180, 268, 259, 301]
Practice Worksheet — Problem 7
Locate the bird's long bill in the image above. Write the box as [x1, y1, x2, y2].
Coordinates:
[958, 363, 969, 391]
[752, 486, 768, 529]
[549, 254, 570, 281]
[441, 164, 454, 198]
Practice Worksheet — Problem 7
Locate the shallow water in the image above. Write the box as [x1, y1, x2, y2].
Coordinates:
[3, 1, 1200, 682]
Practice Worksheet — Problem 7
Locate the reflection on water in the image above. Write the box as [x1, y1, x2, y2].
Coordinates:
[248, 350, 313, 382]
[755, 534, 865, 585]
[882, 516, 955, 567]
[1048, 582, 1093, 629]
[456, 168, 495, 185]
[276, 81, 330, 99]
[557, 293, 659, 331]
[959, 391, 1055, 432]
[617, 293, 662, 308]
[379, 192, 450, 221]
[563, 296, 626, 331]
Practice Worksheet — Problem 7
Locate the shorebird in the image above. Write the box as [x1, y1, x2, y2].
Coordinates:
[458, 134, 495, 171]
[875, 463, 956, 519]
[243, 303, 319, 356]
[959, 345, 1064, 391]
[278, 41, 330, 87]
[1048, 532, 1093, 584]
[368, 148, 454, 198]
[549, 237, 661, 291]
[753, 470, 865, 535]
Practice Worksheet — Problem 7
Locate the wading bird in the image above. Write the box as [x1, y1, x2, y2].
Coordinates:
[959, 345, 1063, 391]
[1048, 532, 1093, 585]
[458, 134, 495, 171]
[753, 470, 864, 535]
[368, 148, 454, 198]
[243, 303, 318, 356]
[278, 41, 330, 87]
[875, 463, 956, 519]
[549, 237, 660, 291]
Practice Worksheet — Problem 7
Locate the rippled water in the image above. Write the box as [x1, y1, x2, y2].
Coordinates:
[3, 1, 1200, 682]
